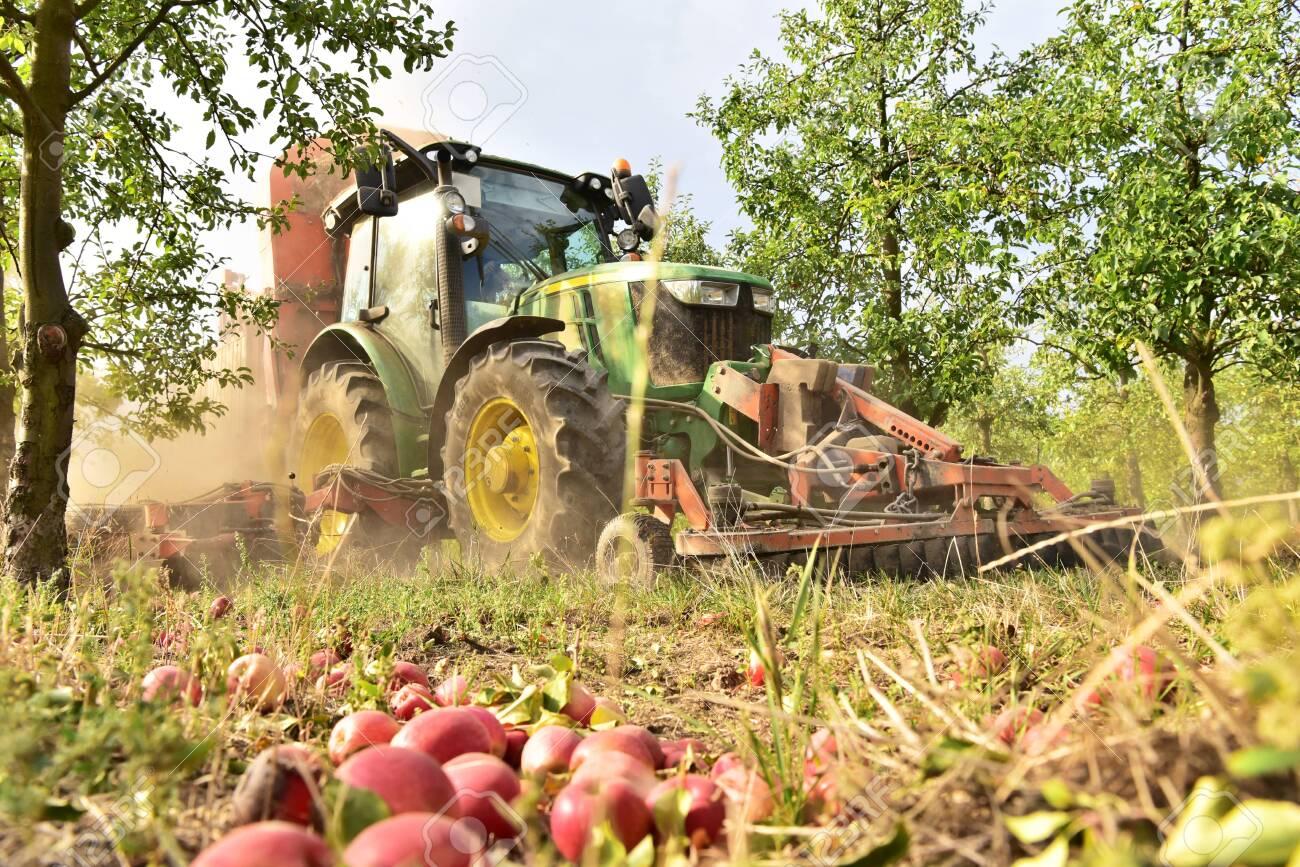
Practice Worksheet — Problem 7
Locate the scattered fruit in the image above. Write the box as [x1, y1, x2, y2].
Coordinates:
[713, 766, 775, 822]
[804, 728, 837, 778]
[141, 665, 202, 706]
[342, 813, 472, 867]
[230, 745, 323, 829]
[307, 649, 341, 678]
[391, 707, 492, 764]
[208, 595, 233, 620]
[389, 682, 435, 721]
[463, 705, 508, 758]
[570, 728, 656, 773]
[660, 737, 707, 771]
[647, 775, 726, 848]
[989, 706, 1045, 745]
[550, 777, 653, 862]
[328, 710, 401, 766]
[520, 725, 583, 777]
[559, 681, 596, 724]
[226, 653, 286, 711]
[1110, 644, 1173, 700]
[746, 648, 768, 687]
[503, 728, 529, 770]
[335, 745, 455, 816]
[191, 821, 333, 867]
[443, 752, 524, 839]
[387, 660, 430, 692]
[315, 663, 351, 696]
[433, 674, 468, 707]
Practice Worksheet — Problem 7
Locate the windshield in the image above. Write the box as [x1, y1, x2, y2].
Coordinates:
[461, 165, 607, 305]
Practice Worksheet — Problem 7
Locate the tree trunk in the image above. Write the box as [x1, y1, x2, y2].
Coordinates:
[2, 0, 82, 588]
[977, 416, 992, 455]
[1125, 446, 1146, 510]
[1182, 357, 1222, 502]
[0, 269, 16, 495]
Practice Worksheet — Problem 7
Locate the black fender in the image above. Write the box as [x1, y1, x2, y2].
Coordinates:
[426, 314, 565, 481]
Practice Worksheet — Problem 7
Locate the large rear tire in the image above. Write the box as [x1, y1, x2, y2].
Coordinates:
[441, 340, 625, 571]
[291, 362, 422, 564]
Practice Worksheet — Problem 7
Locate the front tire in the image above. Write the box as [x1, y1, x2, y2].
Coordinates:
[441, 340, 625, 570]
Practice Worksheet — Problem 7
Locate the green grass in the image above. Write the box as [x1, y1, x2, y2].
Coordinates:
[0, 518, 1297, 865]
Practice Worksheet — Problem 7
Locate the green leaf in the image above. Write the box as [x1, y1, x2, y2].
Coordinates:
[1226, 746, 1300, 778]
[205, 130, 216, 149]
[1012, 833, 1069, 867]
[325, 780, 391, 847]
[1005, 811, 1073, 845]
[1039, 779, 1076, 810]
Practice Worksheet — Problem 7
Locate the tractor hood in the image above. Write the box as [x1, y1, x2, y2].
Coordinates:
[515, 260, 774, 304]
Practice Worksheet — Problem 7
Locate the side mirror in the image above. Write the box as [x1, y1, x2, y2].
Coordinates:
[613, 172, 659, 239]
[355, 147, 398, 217]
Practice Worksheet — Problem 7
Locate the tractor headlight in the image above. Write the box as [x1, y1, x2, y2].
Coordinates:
[751, 288, 774, 313]
[661, 280, 739, 307]
[441, 190, 467, 215]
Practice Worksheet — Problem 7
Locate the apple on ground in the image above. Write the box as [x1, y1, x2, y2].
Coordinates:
[391, 707, 492, 763]
[335, 745, 456, 816]
[191, 821, 333, 867]
[328, 710, 401, 765]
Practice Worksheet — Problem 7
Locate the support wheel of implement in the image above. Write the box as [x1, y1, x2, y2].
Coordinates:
[596, 514, 675, 586]
[442, 340, 625, 570]
[291, 362, 422, 564]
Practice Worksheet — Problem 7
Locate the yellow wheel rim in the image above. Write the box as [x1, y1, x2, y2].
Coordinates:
[464, 397, 539, 543]
[298, 412, 354, 552]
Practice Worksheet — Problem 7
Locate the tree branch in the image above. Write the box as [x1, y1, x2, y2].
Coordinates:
[70, 0, 219, 105]
[0, 53, 35, 115]
[0, 1, 32, 24]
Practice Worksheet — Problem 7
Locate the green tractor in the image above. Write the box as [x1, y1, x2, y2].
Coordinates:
[291, 130, 1155, 581]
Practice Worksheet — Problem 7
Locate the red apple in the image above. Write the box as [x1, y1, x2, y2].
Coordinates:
[391, 707, 492, 764]
[463, 706, 507, 758]
[989, 706, 1044, 745]
[1109, 644, 1172, 700]
[208, 595, 232, 620]
[1021, 722, 1070, 755]
[571, 749, 657, 794]
[335, 746, 455, 816]
[569, 728, 655, 773]
[433, 674, 469, 707]
[559, 681, 596, 725]
[328, 710, 401, 766]
[443, 753, 524, 840]
[550, 777, 652, 862]
[503, 728, 528, 770]
[803, 769, 845, 823]
[307, 649, 341, 679]
[231, 745, 323, 829]
[618, 725, 665, 769]
[713, 766, 775, 823]
[388, 661, 431, 692]
[660, 737, 707, 771]
[710, 752, 746, 779]
[342, 813, 471, 867]
[804, 727, 837, 778]
[520, 725, 583, 777]
[141, 665, 202, 706]
[389, 682, 435, 721]
[192, 821, 332, 867]
[315, 663, 352, 697]
[746, 648, 768, 687]
[646, 775, 726, 849]
[227, 654, 286, 711]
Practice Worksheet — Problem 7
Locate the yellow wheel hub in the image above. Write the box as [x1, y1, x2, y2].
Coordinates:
[298, 412, 355, 552]
[465, 398, 539, 542]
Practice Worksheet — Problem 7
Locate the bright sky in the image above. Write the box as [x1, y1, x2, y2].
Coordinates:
[213, 0, 1071, 286]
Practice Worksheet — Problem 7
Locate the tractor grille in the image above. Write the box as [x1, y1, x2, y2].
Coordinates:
[630, 282, 773, 386]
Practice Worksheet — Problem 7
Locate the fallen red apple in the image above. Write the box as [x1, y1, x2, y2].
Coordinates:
[231, 745, 323, 829]
[315, 663, 352, 697]
[989, 706, 1044, 745]
[746, 649, 767, 687]
[804, 728, 838, 778]
[660, 737, 708, 771]
[803, 769, 844, 823]
[1109, 644, 1173, 700]
[503, 728, 528, 770]
[443, 753, 523, 840]
[520, 725, 583, 777]
[433, 674, 469, 707]
[335, 745, 455, 816]
[389, 682, 435, 721]
[710, 752, 746, 780]
[619, 725, 665, 769]
[463, 706, 507, 758]
[569, 728, 656, 773]
[209, 595, 233, 620]
[192, 821, 333, 867]
[646, 775, 726, 849]
[559, 681, 596, 724]
[571, 749, 657, 794]
[328, 710, 401, 766]
[141, 665, 202, 706]
[391, 707, 492, 764]
[713, 766, 775, 823]
[342, 813, 471, 867]
[307, 649, 341, 678]
[1020, 722, 1070, 755]
[387, 660, 430, 692]
[227, 654, 286, 711]
[550, 777, 653, 862]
